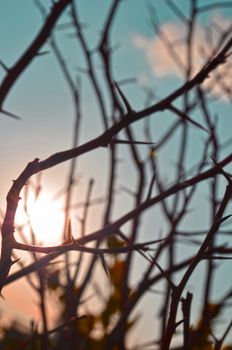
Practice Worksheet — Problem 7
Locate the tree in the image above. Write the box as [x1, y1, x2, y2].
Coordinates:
[0, 1, 232, 349]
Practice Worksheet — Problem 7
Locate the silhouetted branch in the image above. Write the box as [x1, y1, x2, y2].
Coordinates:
[0, 0, 71, 110]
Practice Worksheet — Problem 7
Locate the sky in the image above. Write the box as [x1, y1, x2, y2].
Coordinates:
[0, 0, 232, 346]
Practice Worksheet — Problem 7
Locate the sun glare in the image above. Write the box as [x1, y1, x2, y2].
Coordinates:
[15, 191, 65, 245]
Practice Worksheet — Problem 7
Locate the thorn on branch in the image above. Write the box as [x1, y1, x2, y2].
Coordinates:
[11, 258, 21, 265]
[0, 109, 22, 120]
[0, 60, 9, 72]
[36, 50, 50, 56]
[175, 319, 185, 328]
[114, 80, 133, 113]
[99, 254, 110, 279]
[216, 214, 232, 225]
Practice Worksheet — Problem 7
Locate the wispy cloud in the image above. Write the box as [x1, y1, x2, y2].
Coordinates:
[133, 14, 232, 101]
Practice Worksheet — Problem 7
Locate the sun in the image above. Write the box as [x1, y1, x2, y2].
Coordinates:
[15, 191, 65, 245]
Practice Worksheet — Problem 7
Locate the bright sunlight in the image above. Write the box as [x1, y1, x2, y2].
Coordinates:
[15, 190, 65, 245]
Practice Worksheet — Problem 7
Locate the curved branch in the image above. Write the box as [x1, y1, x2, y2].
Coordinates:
[1, 34, 232, 292]
[0, 0, 71, 109]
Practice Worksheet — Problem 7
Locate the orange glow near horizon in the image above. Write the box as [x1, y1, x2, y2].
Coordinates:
[15, 191, 65, 245]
